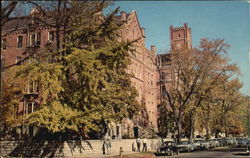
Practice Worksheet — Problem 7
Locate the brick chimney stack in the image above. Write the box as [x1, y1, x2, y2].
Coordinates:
[120, 11, 127, 22]
[140, 28, 145, 38]
[151, 45, 156, 53]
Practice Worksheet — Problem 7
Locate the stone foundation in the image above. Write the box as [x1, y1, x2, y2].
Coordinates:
[0, 139, 165, 158]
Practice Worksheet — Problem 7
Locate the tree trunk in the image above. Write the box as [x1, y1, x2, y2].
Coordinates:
[225, 128, 228, 137]
[176, 120, 182, 144]
[188, 112, 195, 142]
[205, 123, 210, 141]
[215, 129, 219, 138]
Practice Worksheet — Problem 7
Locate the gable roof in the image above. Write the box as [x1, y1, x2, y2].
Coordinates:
[2, 16, 32, 31]
[114, 10, 145, 38]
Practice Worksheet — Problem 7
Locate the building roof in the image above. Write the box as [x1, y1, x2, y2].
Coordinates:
[2, 16, 31, 31]
[2, 10, 132, 32]
[114, 13, 130, 25]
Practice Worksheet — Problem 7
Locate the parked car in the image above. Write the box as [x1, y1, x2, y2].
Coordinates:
[237, 138, 249, 147]
[177, 141, 195, 152]
[193, 140, 203, 150]
[208, 139, 219, 148]
[211, 139, 220, 147]
[157, 141, 180, 156]
[246, 140, 250, 156]
[225, 138, 234, 145]
[219, 138, 228, 146]
[198, 140, 210, 150]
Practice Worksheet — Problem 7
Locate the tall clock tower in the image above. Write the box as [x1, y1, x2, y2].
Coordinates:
[170, 23, 192, 51]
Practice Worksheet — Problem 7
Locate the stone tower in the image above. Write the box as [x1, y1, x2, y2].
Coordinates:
[170, 23, 192, 50]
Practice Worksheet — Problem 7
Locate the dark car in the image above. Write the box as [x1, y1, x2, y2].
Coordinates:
[157, 141, 180, 156]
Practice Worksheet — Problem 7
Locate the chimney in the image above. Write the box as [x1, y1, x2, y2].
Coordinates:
[120, 11, 127, 22]
[140, 28, 145, 38]
[151, 45, 156, 53]
[170, 25, 173, 41]
[30, 7, 40, 25]
[184, 23, 188, 28]
[183, 23, 188, 39]
[30, 7, 39, 15]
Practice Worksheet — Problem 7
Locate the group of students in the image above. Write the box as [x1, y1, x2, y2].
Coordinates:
[136, 137, 148, 152]
[103, 136, 149, 156]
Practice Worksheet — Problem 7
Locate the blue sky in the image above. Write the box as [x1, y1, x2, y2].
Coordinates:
[111, 1, 250, 96]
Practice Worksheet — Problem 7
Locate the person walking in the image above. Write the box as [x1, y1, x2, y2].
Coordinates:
[102, 137, 107, 155]
[136, 137, 141, 152]
[107, 136, 112, 154]
[142, 138, 148, 152]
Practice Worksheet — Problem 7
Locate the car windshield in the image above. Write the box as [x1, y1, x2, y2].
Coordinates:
[181, 141, 189, 145]
[164, 142, 173, 145]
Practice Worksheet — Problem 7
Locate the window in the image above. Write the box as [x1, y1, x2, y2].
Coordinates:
[30, 34, 36, 46]
[148, 72, 150, 85]
[48, 31, 54, 41]
[17, 36, 23, 48]
[30, 33, 41, 46]
[16, 56, 21, 65]
[37, 33, 41, 45]
[27, 80, 38, 94]
[27, 103, 33, 114]
[178, 33, 181, 39]
[161, 72, 166, 81]
[1, 59, 5, 71]
[26, 102, 38, 114]
[1, 39, 6, 50]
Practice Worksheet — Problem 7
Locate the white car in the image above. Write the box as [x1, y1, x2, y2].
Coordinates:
[177, 141, 195, 152]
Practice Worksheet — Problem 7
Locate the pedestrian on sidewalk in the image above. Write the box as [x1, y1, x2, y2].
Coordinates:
[102, 137, 107, 155]
[132, 142, 136, 151]
[119, 147, 124, 157]
[142, 138, 148, 152]
[107, 136, 112, 155]
[136, 137, 141, 152]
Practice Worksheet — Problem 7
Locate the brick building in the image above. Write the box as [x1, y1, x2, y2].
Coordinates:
[1, 9, 159, 137]
[1, 8, 192, 138]
[117, 11, 158, 129]
[157, 23, 192, 105]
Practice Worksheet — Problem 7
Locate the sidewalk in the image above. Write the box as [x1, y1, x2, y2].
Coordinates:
[104, 152, 156, 158]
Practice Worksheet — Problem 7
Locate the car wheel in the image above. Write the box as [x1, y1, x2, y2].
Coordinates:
[176, 149, 179, 155]
[157, 149, 160, 153]
[170, 150, 173, 156]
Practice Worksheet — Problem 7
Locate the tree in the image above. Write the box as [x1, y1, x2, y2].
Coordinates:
[209, 77, 246, 137]
[0, 67, 25, 138]
[243, 96, 250, 136]
[157, 103, 175, 138]
[11, 1, 140, 139]
[160, 39, 239, 143]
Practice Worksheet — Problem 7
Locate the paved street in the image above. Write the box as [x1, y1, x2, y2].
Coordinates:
[155, 146, 250, 158]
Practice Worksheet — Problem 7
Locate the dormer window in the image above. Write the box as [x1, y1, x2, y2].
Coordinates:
[17, 36, 23, 48]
